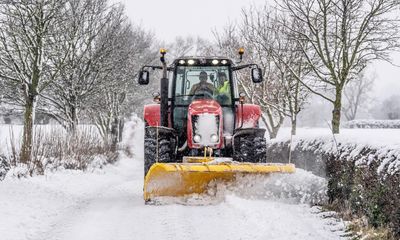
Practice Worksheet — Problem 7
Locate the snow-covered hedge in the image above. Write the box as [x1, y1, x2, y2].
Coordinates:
[266, 135, 400, 237]
[343, 119, 400, 129]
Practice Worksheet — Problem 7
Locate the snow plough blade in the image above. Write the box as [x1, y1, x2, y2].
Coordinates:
[143, 161, 295, 202]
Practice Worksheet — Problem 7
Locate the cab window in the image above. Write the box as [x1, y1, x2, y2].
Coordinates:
[174, 66, 231, 106]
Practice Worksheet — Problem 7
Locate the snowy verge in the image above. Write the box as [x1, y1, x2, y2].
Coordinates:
[267, 128, 400, 238]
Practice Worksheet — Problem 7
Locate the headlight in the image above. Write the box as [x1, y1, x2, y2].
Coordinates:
[193, 134, 201, 143]
[210, 134, 219, 143]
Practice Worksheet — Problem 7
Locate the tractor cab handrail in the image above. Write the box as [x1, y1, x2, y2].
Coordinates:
[231, 63, 259, 71]
[141, 65, 174, 71]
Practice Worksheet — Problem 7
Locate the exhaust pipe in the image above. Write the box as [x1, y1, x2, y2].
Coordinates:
[160, 49, 169, 127]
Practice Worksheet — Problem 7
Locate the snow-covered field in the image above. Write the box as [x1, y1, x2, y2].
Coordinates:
[0, 122, 349, 240]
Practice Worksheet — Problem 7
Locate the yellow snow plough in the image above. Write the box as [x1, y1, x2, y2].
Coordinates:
[138, 49, 295, 202]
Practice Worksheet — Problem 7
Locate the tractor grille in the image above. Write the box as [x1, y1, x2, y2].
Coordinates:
[192, 114, 220, 145]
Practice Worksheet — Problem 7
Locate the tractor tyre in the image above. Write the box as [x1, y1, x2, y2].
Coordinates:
[233, 137, 253, 162]
[253, 136, 267, 162]
[234, 136, 267, 163]
[144, 131, 175, 177]
[144, 137, 156, 176]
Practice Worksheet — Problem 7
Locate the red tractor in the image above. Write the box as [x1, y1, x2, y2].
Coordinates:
[138, 49, 294, 202]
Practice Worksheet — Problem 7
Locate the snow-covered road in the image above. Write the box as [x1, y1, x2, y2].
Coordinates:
[0, 121, 347, 240]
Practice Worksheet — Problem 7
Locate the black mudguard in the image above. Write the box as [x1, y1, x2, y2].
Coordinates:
[233, 128, 266, 138]
[145, 126, 177, 138]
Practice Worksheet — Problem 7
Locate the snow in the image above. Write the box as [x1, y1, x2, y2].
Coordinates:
[0, 121, 348, 240]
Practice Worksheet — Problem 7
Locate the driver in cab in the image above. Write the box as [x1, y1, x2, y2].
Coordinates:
[189, 71, 216, 95]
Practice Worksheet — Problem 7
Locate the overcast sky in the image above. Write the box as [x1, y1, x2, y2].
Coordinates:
[118, 0, 400, 100]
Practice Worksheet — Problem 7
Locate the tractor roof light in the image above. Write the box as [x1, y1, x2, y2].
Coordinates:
[221, 60, 228, 65]
[188, 59, 195, 65]
[212, 59, 219, 65]
[179, 60, 185, 65]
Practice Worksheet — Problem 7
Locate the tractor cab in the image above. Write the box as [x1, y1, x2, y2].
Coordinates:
[170, 57, 237, 146]
[138, 52, 265, 158]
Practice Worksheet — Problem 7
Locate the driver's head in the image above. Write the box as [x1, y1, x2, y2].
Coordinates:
[218, 72, 227, 85]
[199, 71, 207, 83]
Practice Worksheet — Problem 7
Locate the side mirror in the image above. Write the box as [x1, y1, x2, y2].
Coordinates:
[138, 70, 149, 85]
[251, 68, 263, 83]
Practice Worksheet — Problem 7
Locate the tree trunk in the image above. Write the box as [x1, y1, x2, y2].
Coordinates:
[68, 96, 79, 134]
[261, 111, 284, 139]
[20, 95, 36, 164]
[291, 116, 297, 135]
[110, 116, 119, 152]
[118, 119, 124, 142]
[269, 127, 279, 139]
[331, 89, 343, 134]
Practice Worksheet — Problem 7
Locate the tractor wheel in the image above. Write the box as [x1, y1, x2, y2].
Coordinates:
[144, 137, 156, 176]
[234, 137, 253, 162]
[233, 136, 267, 163]
[144, 130, 175, 176]
[253, 136, 267, 162]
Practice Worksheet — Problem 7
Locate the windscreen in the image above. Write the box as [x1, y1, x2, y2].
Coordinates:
[174, 66, 232, 106]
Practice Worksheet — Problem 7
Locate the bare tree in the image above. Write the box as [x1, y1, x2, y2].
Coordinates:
[0, 0, 68, 163]
[39, 0, 122, 133]
[214, 20, 285, 139]
[279, 0, 400, 133]
[372, 94, 400, 120]
[268, 5, 310, 135]
[166, 36, 215, 60]
[342, 70, 375, 121]
[217, 7, 311, 137]
[383, 95, 400, 120]
[166, 36, 195, 59]
[89, 21, 156, 149]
